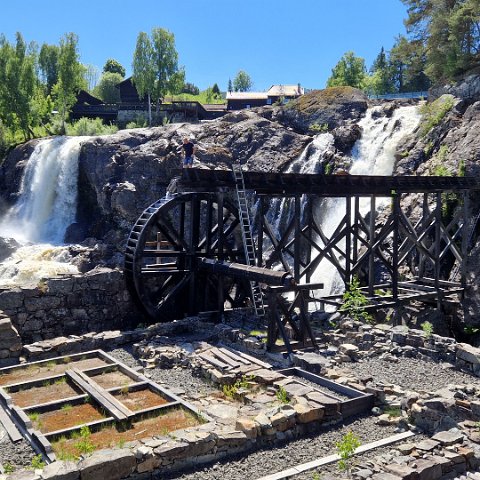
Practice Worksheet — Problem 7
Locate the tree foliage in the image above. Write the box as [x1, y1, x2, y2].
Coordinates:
[181, 82, 200, 95]
[401, 0, 480, 82]
[53, 33, 85, 132]
[132, 27, 184, 124]
[94, 72, 122, 103]
[39, 43, 59, 94]
[326, 51, 366, 89]
[0, 33, 50, 141]
[233, 70, 252, 91]
[103, 58, 126, 77]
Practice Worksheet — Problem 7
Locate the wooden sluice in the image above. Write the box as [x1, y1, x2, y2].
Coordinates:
[124, 168, 480, 352]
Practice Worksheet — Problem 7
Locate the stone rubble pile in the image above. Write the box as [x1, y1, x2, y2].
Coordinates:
[2, 315, 480, 480]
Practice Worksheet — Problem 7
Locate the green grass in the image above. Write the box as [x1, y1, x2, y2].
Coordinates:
[168, 90, 225, 105]
[419, 94, 455, 137]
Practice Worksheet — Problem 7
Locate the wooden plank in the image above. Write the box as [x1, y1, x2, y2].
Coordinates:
[0, 404, 23, 443]
[209, 347, 241, 368]
[65, 370, 127, 421]
[222, 346, 272, 369]
[198, 352, 231, 370]
[73, 369, 132, 418]
[218, 347, 251, 365]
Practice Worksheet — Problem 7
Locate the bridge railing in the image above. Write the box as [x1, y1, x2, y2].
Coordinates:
[368, 91, 429, 100]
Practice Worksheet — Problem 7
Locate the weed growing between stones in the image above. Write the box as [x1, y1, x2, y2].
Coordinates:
[421, 321, 434, 339]
[340, 276, 372, 323]
[30, 454, 45, 470]
[3, 463, 14, 474]
[276, 386, 290, 404]
[222, 375, 255, 399]
[336, 430, 361, 478]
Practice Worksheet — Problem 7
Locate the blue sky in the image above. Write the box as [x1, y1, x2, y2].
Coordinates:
[1, 0, 408, 91]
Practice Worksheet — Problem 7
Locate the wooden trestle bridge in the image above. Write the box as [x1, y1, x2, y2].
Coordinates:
[124, 168, 480, 353]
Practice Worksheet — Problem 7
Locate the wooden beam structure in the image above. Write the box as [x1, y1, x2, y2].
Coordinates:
[125, 169, 480, 350]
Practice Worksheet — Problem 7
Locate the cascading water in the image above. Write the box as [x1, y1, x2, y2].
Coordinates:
[311, 105, 421, 296]
[0, 136, 84, 244]
[0, 136, 86, 287]
[269, 133, 335, 233]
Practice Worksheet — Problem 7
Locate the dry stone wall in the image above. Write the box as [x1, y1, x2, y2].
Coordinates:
[0, 268, 140, 348]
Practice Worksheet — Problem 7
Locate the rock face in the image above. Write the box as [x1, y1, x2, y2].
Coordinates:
[1, 111, 311, 249]
[393, 85, 480, 333]
[273, 86, 368, 134]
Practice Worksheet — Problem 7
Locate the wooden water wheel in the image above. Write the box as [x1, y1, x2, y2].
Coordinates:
[124, 192, 250, 321]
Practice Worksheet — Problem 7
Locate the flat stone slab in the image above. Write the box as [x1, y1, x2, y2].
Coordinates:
[205, 403, 239, 421]
[432, 430, 464, 446]
[416, 439, 440, 451]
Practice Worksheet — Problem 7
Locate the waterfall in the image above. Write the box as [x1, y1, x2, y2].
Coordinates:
[269, 133, 335, 233]
[312, 105, 421, 296]
[0, 136, 84, 244]
[0, 136, 86, 287]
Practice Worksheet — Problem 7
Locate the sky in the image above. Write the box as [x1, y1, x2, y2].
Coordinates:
[1, 0, 409, 92]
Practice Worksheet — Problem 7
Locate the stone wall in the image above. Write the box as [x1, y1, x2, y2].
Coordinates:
[0, 268, 141, 346]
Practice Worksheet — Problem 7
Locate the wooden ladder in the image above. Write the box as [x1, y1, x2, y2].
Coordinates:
[232, 165, 265, 317]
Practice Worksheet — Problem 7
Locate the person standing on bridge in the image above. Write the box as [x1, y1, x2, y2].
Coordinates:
[180, 137, 196, 168]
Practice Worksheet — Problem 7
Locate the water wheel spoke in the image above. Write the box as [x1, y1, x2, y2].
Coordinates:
[156, 273, 192, 309]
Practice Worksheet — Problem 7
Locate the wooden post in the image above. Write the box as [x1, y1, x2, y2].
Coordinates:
[435, 192, 442, 312]
[392, 191, 400, 323]
[368, 195, 376, 296]
[294, 195, 301, 283]
[217, 192, 225, 316]
[461, 192, 469, 289]
[345, 195, 352, 286]
[257, 197, 264, 267]
[188, 197, 201, 315]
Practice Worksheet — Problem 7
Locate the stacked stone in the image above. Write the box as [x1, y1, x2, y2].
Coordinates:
[0, 312, 22, 367]
[0, 269, 137, 345]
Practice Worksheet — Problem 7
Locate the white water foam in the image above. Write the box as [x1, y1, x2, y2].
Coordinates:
[311, 105, 421, 296]
[0, 136, 87, 286]
[0, 136, 85, 244]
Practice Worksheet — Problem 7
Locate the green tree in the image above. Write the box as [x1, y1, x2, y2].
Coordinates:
[212, 83, 220, 95]
[83, 64, 100, 92]
[39, 43, 59, 94]
[182, 82, 199, 95]
[53, 33, 85, 133]
[132, 28, 184, 125]
[132, 31, 155, 124]
[401, 0, 480, 82]
[228, 78, 233, 92]
[0, 33, 47, 140]
[151, 28, 184, 102]
[103, 58, 126, 77]
[94, 72, 122, 103]
[327, 51, 367, 89]
[368, 47, 394, 94]
[233, 70, 252, 91]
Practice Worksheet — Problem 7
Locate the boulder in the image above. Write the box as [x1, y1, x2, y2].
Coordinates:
[274, 87, 368, 134]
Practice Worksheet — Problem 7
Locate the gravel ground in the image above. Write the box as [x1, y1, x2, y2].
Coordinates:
[158, 415, 400, 480]
[108, 346, 218, 398]
[1, 347, 476, 476]
[0, 435, 36, 472]
[344, 356, 478, 392]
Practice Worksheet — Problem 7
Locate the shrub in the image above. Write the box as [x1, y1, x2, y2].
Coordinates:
[31, 454, 45, 470]
[419, 94, 455, 136]
[340, 276, 372, 323]
[66, 117, 118, 136]
[336, 431, 361, 477]
[421, 321, 434, 339]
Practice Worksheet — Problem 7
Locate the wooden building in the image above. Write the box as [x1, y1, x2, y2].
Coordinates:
[70, 90, 118, 122]
[226, 84, 304, 110]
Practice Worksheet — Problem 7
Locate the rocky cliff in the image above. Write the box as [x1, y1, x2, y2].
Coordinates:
[393, 74, 480, 337]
